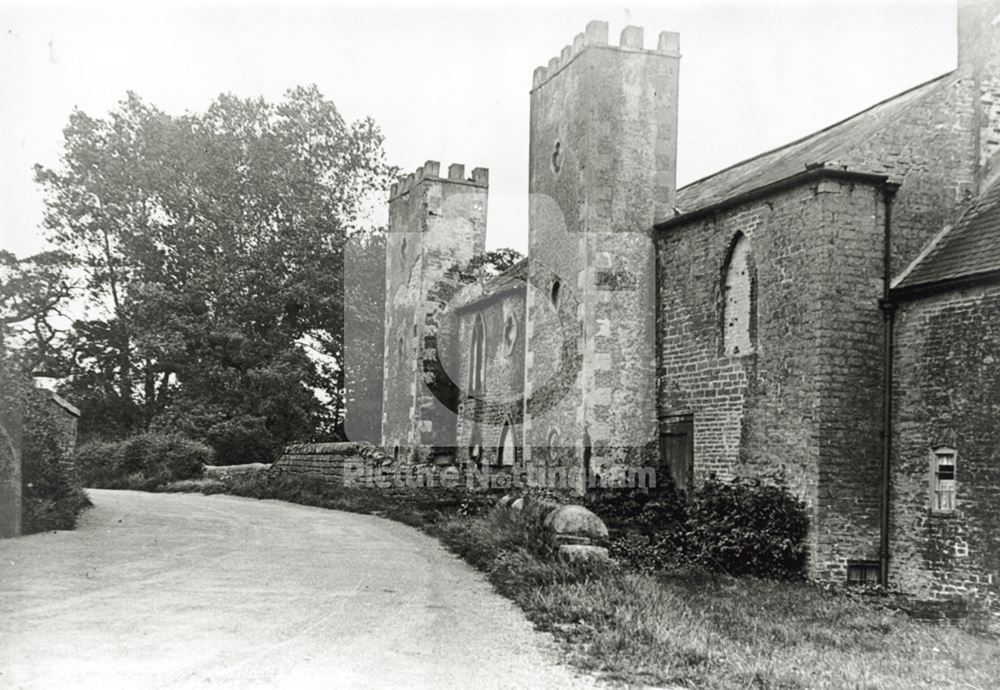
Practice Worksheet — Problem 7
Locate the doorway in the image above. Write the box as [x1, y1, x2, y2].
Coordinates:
[659, 414, 694, 492]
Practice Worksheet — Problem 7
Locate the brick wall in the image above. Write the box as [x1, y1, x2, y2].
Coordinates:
[834, 76, 977, 279]
[890, 282, 1000, 606]
[657, 177, 888, 580]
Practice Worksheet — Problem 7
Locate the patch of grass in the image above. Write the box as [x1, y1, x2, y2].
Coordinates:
[172, 471, 1000, 688]
[163, 477, 229, 494]
[21, 487, 92, 534]
[434, 512, 1000, 689]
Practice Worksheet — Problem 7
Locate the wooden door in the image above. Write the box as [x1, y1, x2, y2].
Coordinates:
[660, 415, 694, 492]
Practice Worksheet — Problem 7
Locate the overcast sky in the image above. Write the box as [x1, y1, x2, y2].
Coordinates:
[1, 0, 957, 258]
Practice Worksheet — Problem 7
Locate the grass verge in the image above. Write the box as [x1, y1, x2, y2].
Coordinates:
[167, 472, 1000, 689]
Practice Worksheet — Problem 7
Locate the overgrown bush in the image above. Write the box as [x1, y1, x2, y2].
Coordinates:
[204, 415, 277, 466]
[687, 477, 808, 579]
[75, 432, 211, 490]
[587, 466, 687, 532]
[595, 475, 808, 580]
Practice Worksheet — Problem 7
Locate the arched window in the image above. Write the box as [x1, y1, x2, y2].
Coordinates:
[550, 279, 561, 307]
[468, 425, 482, 466]
[723, 233, 754, 356]
[469, 315, 486, 395]
[503, 314, 518, 355]
[498, 420, 517, 467]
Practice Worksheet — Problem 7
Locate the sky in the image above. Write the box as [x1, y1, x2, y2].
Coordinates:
[0, 0, 958, 258]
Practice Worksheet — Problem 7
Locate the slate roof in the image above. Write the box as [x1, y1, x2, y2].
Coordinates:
[48, 391, 81, 417]
[893, 178, 1000, 292]
[673, 73, 952, 216]
[453, 257, 529, 312]
[481, 257, 529, 293]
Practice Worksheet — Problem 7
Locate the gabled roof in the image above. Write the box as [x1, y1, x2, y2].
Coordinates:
[49, 392, 80, 417]
[453, 257, 529, 313]
[673, 72, 953, 216]
[893, 178, 1000, 294]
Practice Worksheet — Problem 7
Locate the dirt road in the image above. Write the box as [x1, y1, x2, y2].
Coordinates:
[0, 489, 597, 689]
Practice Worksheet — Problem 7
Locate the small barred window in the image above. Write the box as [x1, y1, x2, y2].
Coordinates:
[846, 560, 880, 585]
[932, 447, 957, 513]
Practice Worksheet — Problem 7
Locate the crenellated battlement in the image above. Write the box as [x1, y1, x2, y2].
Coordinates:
[389, 160, 489, 201]
[531, 20, 680, 91]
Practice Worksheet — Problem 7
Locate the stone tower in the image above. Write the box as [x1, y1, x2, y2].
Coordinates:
[523, 21, 680, 489]
[958, 0, 1000, 192]
[381, 162, 489, 463]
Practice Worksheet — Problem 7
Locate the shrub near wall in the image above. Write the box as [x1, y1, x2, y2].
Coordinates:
[595, 477, 809, 580]
[687, 478, 809, 579]
[75, 433, 211, 490]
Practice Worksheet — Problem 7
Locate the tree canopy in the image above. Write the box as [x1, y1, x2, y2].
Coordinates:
[34, 86, 393, 462]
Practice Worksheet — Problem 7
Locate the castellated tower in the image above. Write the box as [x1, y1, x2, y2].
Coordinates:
[381, 162, 489, 463]
[524, 21, 680, 489]
[958, 0, 1000, 192]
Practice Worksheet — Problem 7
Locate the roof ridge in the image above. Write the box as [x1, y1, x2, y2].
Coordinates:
[677, 71, 955, 195]
[891, 222, 956, 290]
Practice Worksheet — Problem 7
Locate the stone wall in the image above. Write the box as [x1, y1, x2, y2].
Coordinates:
[890, 282, 1000, 606]
[276, 443, 376, 486]
[275, 442, 470, 491]
[45, 391, 79, 476]
[833, 76, 977, 279]
[0, 413, 22, 539]
[657, 176, 889, 580]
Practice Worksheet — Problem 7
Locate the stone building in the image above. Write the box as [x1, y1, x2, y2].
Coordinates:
[378, 0, 1000, 601]
[0, 407, 22, 539]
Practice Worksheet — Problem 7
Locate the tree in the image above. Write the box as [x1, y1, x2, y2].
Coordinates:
[342, 228, 386, 443]
[36, 87, 393, 460]
[472, 247, 524, 276]
[0, 249, 72, 371]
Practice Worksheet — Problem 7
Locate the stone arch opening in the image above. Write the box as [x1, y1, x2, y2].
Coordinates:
[470, 315, 486, 395]
[721, 232, 755, 356]
[468, 424, 482, 466]
[498, 419, 517, 467]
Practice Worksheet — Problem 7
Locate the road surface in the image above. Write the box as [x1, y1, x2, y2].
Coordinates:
[0, 489, 597, 689]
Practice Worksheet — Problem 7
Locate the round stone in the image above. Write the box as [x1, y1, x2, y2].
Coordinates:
[543, 504, 609, 541]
